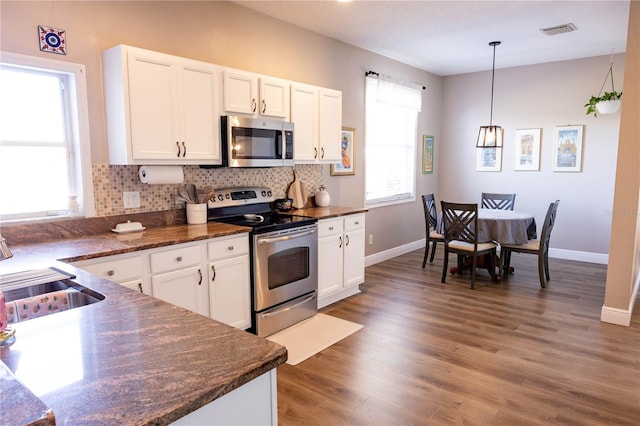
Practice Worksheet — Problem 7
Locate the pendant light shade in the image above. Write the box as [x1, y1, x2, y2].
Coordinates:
[477, 41, 503, 149]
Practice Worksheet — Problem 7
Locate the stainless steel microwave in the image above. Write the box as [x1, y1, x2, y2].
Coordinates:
[221, 116, 294, 167]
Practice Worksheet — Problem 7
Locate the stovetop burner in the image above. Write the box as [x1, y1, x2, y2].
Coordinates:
[217, 212, 316, 233]
[207, 186, 317, 233]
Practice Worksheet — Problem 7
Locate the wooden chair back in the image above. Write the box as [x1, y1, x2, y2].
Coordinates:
[539, 200, 560, 253]
[422, 194, 438, 233]
[481, 192, 516, 210]
[441, 202, 478, 246]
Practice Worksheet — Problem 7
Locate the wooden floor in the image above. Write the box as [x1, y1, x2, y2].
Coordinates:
[276, 249, 640, 425]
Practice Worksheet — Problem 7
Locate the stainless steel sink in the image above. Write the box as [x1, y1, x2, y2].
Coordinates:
[3, 279, 105, 321]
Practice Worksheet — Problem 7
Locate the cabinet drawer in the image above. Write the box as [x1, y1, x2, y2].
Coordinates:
[344, 214, 365, 231]
[208, 235, 249, 260]
[150, 245, 201, 274]
[318, 218, 343, 237]
[79, 256, 142, 283]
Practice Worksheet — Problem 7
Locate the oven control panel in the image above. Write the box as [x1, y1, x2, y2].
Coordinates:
[208, 187, 274, 208]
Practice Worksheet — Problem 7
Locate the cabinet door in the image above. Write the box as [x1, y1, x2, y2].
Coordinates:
[318, 88, 343, 162]
[290, 83, 319, 162]
[208, 256, 251, 330]
[259, 77, 289, 118]
[223, 70, 258, 115]
[344, 227, 365, 288]
[318, 233, 344, 298]
[180, 62, 222, 163]
[152, 266, 208, 316]
[127, 50, 180, 160]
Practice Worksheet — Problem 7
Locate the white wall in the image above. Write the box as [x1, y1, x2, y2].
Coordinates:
[440, 54, 624, 257]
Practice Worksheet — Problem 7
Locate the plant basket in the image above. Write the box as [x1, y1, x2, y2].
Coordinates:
[595, 99, 622, 115]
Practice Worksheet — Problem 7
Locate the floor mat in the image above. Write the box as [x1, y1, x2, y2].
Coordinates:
[266, 313, 363, 365]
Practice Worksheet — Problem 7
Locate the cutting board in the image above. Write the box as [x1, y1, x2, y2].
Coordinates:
[287, 171, 308, 209]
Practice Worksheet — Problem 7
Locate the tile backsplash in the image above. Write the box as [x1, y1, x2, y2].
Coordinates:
[92, 164, 323, 216]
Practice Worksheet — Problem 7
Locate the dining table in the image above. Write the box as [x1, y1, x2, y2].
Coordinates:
[438, 208, 537, 280]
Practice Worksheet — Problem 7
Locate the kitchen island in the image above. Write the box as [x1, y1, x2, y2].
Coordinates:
[0, 221, 287, 425]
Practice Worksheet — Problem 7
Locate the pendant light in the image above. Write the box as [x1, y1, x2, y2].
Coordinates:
[476, 41, 503, 148]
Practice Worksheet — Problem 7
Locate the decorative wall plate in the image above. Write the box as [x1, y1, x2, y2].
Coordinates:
[38, 25, 67, 55]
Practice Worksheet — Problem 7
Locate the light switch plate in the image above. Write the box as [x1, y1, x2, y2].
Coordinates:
[123, 191, 141, 209]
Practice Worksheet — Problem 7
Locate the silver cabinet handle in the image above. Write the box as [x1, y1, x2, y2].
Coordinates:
[321, 147, 325, 159]
[176, 256, 183, 262]
[228, 246, 234, 251]
[176, 141, 181, 157]
[211, 264, 216, 281]
[251, 98, 257, 112]
[346, 234, 350, 246]
[137, 283, 143, 293]
[198, 269, 202, 286]
[182, 141, 186, 157]
[107, 270, 115, 276]
[261, 99, 266, 114]
[314, 147, 318, 159]
[339, 236, 343, 248]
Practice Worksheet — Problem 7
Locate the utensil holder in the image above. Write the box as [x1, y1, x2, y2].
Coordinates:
[186, 203, 207, 224]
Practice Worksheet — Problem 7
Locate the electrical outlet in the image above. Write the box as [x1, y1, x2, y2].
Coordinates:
[123, 191, 141, 209]
[368, 234, 374, 245]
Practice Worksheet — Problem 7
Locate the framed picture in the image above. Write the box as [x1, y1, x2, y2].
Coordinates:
[514, 128, 541, 171]
[476, 147, 502, 172]
[330, 127, 356, 176]
[422, 135, 434, 174]
[553, 125, 583, 172]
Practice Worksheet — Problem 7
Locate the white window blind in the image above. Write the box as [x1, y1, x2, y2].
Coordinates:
[365, 75, 421, 207]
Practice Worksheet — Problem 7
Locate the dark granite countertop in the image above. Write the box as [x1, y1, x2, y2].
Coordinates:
[0, 207, 366, 424]
[290, 206, 368, 220]
[0, 221, 286, 425]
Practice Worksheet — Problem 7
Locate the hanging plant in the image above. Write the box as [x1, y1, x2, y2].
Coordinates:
[584, 56, 622, 117]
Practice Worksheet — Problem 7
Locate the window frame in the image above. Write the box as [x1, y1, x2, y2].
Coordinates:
[364, 75, 420, 209]
[0, 51, 94, 221]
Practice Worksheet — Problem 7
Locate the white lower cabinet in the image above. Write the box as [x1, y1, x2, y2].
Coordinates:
[172, 369, 278, 425]
[73, 233, 251, 328]
[207, 235, 251, 330]
[73, 252, 148, 294]
[317, 213, 366, 308]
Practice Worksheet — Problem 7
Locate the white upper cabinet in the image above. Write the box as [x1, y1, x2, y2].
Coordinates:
[290, 83, 319, 162]
[318, 88, 342, 162]
[102, 45, 222, 165]
[291, 83, 342, 164]
[223, 70, 289, 118]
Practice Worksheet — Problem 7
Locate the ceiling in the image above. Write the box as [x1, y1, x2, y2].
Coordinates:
[232, 0, 630, 76]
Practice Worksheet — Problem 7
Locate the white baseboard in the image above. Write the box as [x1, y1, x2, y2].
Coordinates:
[365, 239, 424, 267]
[365, 239, 609, 267]
[600, 272, 640, 327]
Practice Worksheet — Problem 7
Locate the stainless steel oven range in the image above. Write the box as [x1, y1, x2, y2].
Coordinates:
[208, 187, 317, 337]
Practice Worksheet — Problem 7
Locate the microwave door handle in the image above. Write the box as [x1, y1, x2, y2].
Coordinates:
[276, 132, 283, 159]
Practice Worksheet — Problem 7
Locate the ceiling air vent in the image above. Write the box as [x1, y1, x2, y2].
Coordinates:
[540, 23, 577, 36]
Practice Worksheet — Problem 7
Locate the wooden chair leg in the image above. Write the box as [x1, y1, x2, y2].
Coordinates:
[470, 253, 477, 289]
[422, 242, 429, 268]
[543, 250, 550, 281]
[538, 253, 546, 288]
[441, 250, 449, 283]
[429, 242, 437, 263]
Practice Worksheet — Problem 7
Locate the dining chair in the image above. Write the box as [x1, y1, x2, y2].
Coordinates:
[421, 194, 445, 267]
[481, 192, 516, 210]
[500, 200, 560, 288]
[440, 201, 498, 289]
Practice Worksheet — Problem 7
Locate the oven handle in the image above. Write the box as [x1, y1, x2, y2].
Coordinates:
[257, 228, 316, 245]
[258, 293, 316, 319]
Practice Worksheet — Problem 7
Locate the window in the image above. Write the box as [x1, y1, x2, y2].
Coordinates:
[365, 75, 421, 207]
[0, 52, 93, 221]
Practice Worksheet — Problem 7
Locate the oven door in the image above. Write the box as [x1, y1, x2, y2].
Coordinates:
[253, 224, 318, 312]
